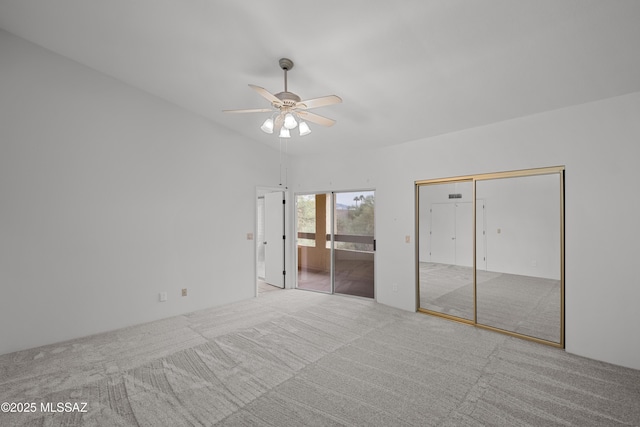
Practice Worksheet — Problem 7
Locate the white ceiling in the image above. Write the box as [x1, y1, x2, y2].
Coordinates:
[1, 1, 639, 156]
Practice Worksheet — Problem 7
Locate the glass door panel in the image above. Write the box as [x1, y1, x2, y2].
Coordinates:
[418, 181, 474, 321]
[333, 191, 375, 298]
[296, 193, 332, 293]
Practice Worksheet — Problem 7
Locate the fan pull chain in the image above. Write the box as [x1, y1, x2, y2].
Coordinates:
[284, 138, 288, 188]
[279, 138, 283, 186]
[278, 137, 289, 188]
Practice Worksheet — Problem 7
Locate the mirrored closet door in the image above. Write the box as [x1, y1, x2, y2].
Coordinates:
[417, 180, 475, 321]
[416, 167, 564, 347]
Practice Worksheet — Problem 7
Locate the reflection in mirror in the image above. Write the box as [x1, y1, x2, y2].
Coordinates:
[475, 173, 561, 343]
[418, 181, 476, 321]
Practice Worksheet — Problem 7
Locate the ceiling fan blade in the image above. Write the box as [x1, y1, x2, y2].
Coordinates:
[296, 95, 342, 110]
[249, 84, 283, 107]
[297, 110, 336, 127]
[223, 108, 273, 113]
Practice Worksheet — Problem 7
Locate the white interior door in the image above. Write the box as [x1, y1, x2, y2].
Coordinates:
[455, 202, 473, 267]
[431, 202, 486, 268]
[264, 191, 284, 288]
[256, 197, 265, 279]
[430, 203, 455, 264]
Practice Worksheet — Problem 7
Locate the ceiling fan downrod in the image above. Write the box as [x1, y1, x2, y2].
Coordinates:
[279, 58, 294, 93]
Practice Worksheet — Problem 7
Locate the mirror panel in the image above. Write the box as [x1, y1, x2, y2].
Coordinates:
[416, 167, 564, 347]
[475, 173, 562, 343]
[418, 181, 475, 321]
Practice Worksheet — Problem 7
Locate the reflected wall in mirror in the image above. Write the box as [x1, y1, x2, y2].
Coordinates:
[416, 167, 564, 347]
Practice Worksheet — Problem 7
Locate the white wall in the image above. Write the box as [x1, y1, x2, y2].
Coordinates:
[290, 92, 640, 370]
[0, 30, 281, 355]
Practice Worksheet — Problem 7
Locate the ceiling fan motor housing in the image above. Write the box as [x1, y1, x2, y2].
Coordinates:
[274, 91, 301, 107]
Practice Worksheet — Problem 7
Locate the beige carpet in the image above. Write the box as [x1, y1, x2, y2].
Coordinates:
[1, 289, 638, 426]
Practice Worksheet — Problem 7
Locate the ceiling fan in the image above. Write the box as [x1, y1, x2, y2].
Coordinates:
[223, 58, 342, 137]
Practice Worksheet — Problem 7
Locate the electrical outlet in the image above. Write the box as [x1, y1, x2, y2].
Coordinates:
[182, 288, 187, 297]
[247, 233, 253, 240]
[159, 292, 167, 302]
[392, 283, 398, 292]
[405, 235, 411, 243]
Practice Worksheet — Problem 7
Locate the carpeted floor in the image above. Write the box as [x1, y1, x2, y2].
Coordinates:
[1, 289, 638, 426]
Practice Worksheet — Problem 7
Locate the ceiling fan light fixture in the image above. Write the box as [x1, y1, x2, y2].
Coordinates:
[260, 118, 274, 134]
[283, 113, 297, 129]
[279, 127, 291, 138]
[299, 121, 311, 136]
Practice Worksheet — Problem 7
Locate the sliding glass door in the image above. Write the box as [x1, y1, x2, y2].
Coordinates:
[296, 191, 375, 298]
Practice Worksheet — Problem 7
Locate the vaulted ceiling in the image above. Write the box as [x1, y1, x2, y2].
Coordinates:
[1, 1, 639, 155]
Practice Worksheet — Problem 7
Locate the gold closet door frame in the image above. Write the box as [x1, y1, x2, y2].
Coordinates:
[415, 166, 565, 348]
